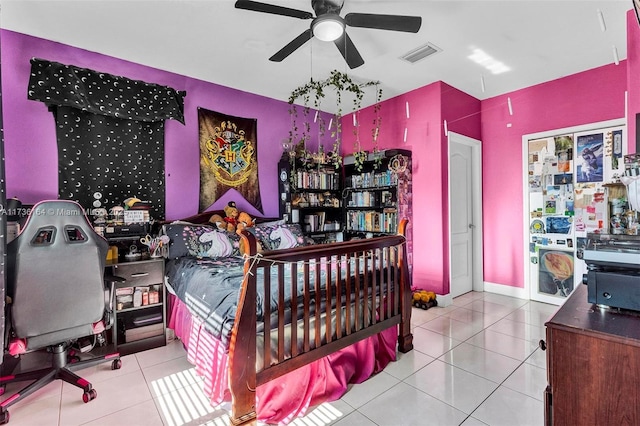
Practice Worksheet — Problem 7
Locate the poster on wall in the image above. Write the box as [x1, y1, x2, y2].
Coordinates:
[538, 249, 574, 298]
[529, 175, 542, 192]
[198, 108, 263, 213]
[554, 135, 573, 173]
[613, 129, 623, 158]
[576, 133, 604, 183]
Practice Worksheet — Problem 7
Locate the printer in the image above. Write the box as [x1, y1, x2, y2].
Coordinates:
[583, 233, 640, 311]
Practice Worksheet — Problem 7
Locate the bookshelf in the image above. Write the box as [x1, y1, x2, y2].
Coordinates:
[278, 154, 343, 244]
[343, 149, 412, 241]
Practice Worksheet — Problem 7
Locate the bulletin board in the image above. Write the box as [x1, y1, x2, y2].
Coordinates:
[524, 121, 626, 304]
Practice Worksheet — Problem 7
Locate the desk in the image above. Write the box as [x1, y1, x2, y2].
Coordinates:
[106, 257, 166, 356]
[545, 284, 640, 425]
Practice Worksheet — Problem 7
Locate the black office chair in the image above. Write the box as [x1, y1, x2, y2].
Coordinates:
[0, 200, 121, 424]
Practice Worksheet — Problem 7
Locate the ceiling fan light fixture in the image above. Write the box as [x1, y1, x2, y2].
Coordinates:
[312, 14, 344, 42]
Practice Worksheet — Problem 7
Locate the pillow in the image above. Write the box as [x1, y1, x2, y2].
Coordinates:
[163, 223, 240, 259]
[250, 223, 306, 251]
[255, 218, 285, 227]
[168, 220, 200, 225]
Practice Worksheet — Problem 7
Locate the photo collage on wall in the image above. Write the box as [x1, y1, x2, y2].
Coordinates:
[527, 126, 626, 303]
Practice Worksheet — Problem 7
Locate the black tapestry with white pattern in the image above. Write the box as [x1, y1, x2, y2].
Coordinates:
[27, 58, 186, 219]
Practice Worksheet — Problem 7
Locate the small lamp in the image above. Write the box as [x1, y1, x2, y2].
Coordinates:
[312, 14, 345, 42]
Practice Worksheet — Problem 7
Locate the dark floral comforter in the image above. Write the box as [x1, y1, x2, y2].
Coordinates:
[165, 255, 387, 350]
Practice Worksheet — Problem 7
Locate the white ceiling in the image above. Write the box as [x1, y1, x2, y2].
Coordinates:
[0, 0, 632, 111]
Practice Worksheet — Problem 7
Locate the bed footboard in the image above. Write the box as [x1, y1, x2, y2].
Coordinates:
[228, 219, 413, 425]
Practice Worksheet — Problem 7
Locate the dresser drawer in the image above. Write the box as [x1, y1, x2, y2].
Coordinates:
[112, 260, 164, 286]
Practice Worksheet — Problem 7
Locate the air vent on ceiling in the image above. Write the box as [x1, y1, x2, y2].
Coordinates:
[400, 42, 441, 64]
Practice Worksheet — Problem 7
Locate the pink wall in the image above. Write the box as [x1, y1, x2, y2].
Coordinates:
[340, 82, 481, 295]
[628, 9, 640, 151]
[0, 29, 326, 220]
[341, 56, 624, 295]
[481, 63, 627, 288]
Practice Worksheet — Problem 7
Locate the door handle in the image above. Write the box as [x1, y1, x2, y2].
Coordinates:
[468, 224, 475, 229]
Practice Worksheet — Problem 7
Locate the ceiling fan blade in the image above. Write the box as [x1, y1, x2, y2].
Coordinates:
[269, 29, 313, 62]
[235, 0, 313, 20]
[345, 13, 422, 33]
[334, 33, 364, 69]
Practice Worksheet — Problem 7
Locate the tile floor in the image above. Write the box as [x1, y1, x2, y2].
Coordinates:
[2, 291, 559, 426]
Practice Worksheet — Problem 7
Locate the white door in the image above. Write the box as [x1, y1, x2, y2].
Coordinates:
[449, 140, 474, 298]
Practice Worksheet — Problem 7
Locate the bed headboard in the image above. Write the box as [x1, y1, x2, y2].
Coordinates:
[177, 210, 280, 225]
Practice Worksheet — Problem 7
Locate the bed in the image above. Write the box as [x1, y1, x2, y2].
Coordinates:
[162, 212, 413, 425]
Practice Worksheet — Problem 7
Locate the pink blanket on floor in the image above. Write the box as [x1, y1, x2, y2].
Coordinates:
[168, 294, 397, 424]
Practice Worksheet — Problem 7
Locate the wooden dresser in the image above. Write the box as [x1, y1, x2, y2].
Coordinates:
[545, 284, 640, 425]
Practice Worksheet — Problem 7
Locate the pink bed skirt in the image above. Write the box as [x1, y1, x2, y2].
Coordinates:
[168, 294, 397, 425]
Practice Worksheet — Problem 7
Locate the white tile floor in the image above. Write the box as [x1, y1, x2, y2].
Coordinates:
[2, 291, 558, 426]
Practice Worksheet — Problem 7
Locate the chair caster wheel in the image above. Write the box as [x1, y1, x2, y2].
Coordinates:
[82, 389, 97, 403]
[0, 410, 10, 424]
[111, 359, 122, 370]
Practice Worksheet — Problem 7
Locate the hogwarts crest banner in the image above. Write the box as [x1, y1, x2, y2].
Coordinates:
[198, 108, 262, 213]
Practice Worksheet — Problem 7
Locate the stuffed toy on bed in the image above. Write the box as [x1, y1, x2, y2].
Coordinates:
[209, 213, 227, 231]
[236, 212, 255, 234]
[222, 201, 240, 232]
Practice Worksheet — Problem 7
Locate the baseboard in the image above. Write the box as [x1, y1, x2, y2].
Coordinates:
[439, 282, 529, 306]
[483, 281, 529, 300]
[437, 293, 453, 307]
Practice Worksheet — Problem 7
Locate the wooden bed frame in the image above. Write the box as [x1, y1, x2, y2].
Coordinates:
[172, 211, 414, 425]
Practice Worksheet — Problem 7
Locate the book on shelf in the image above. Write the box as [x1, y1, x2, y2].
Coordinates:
[303, 212, 330, 233]
[304, 214, 318, 232]
[346, 209, 398, 234]
[318, 211, 326, 231]
[296, 167, 339, 190]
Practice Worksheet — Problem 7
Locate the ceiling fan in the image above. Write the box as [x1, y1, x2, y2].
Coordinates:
[235, 0, 422, 69]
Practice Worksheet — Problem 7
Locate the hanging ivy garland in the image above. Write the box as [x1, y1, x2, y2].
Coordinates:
[287, 70, 383, 171]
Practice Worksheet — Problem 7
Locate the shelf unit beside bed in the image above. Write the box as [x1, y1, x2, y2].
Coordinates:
[278, 154, 343, 244]
[343, 149, 412, 240]
[108, 257, 166, 355]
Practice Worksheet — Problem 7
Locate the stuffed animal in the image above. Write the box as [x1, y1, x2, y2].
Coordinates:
[208, 213, 226, 231]
[222, 201, 240, 232]
[236, 211, 262, 255]
[236, 211, 255, 234]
